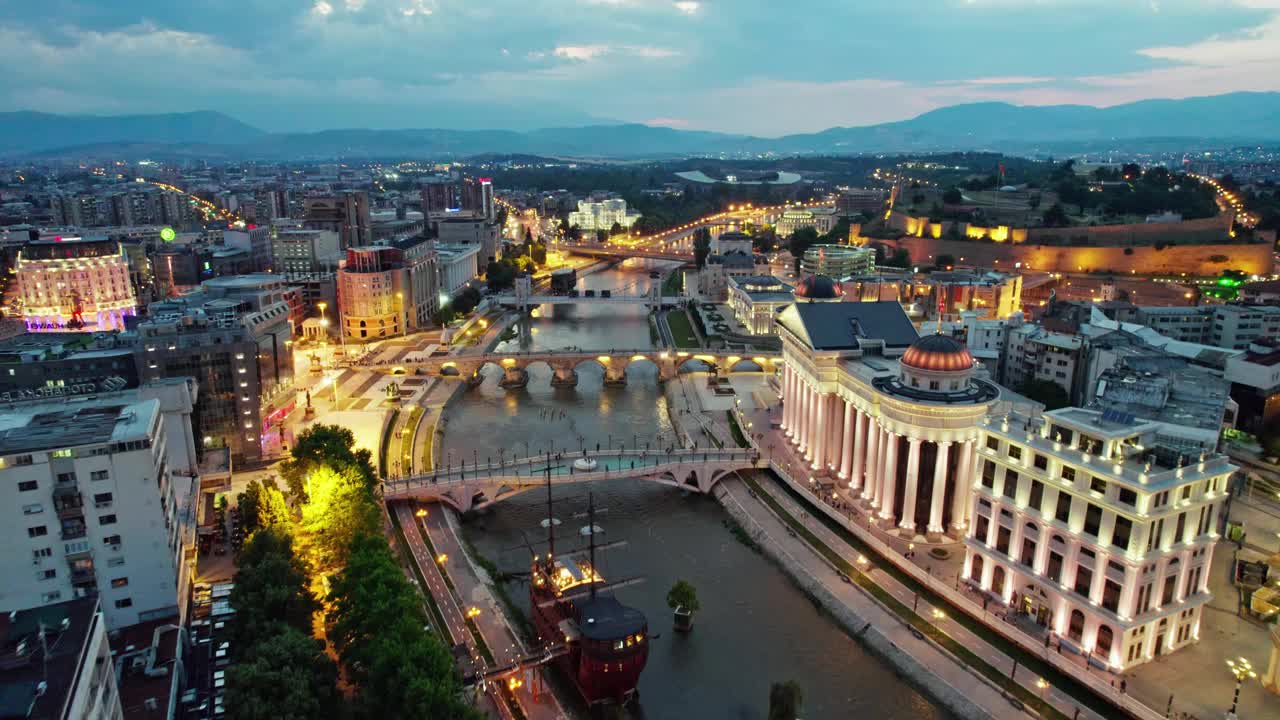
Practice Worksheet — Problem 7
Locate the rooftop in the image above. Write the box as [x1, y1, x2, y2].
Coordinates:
[777, 301, 918, 351]
[0, 398, 157, 454]
[0, 598, 101, 720]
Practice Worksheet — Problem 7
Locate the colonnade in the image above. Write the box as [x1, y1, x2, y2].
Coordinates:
[779, 364, 978, 537]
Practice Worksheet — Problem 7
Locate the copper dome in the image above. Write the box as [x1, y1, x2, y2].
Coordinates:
[900, 334, 974, 372]
[794, 274, 843, 301]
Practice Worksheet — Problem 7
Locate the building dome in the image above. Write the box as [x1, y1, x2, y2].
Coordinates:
[794, 274, 844, 301]
[901, 334, 974, 372]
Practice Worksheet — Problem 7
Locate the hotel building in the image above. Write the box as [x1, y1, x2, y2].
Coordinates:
[963, 408, 1231, 670]
[16, 237, 138, 332]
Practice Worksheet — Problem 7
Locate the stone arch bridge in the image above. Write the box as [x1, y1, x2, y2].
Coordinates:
[383, 448, 761, 512]
[360, 349, 782, 388]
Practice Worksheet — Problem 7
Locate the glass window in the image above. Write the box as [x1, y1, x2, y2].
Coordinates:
[1083, 504, 1102, 537]
[1002, 471, 1019, 500]
[1074, 566, 1093, 597]
[1112, 517, 1132, 551]
[1117, 487, 1136, 506]
[1090, 476, 1107, 494]
[1055, 493, 1072, 524]
[1034, 454, 1048, 470]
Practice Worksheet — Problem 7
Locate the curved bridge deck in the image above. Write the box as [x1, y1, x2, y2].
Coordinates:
[384, 448, 761, 511]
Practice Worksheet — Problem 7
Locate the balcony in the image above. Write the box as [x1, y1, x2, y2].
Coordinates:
[60, 526, 87, 541]
[69, 567, 96, 585]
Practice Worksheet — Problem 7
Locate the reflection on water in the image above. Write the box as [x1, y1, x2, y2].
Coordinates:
[442, 262, 947, 719]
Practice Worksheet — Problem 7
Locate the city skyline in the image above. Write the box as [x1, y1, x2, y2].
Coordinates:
[4, 0, 1280, 136]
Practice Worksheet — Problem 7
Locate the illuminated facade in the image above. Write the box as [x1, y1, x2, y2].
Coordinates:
[963, 409, 1230, 670]
[568, 198, 640, 232]
[337, 244, 438, 340]
[779, 305, 998, 535]
[16, 237, 137, 332]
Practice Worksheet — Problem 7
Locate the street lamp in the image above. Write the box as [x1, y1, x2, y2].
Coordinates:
[1226, 657, 1256, 718]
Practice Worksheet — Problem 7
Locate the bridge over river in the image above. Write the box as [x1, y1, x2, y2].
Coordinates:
[358, 348, 782, 388]
[384, 448, 761, 512]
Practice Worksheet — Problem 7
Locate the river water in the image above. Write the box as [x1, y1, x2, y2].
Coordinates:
[441, 260, 947, 719]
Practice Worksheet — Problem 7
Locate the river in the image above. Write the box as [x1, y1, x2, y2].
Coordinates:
[440, 259, 947, 719]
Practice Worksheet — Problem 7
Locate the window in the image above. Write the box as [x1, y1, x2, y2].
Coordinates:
[981, 460, 996, 489]
[103, 535, 121, 546]
[107, 557, 125, 568]
[1061, 466, 1076, 483]
[1034, 454, 1048, 470]
[1174, 512, 1187, 544]
[93, 493, 112, 507]
[1112, 517, 1133, 551]
[1118, 487, 1136, 506]
[40, 569, 56, 580]
[1102, 580, 1121, 612]
[98, 514, 117, 526]
[1089, 477, 1107, 494]
[114, 598, 132, 609]
[91, 470, 109, 481]
[1148, 518, 1165, 551]
[18, 480, 37, 492]
[1153, 491, 1169, 509]
[111, 577, 128, 588]
[1096, 624, 1114, 656]
[1002, 471, 1019, 500]
[974, 515, 990, 544]
[28, 526, 48, 538]
[986, 436, 1000, 451]
[1020, 537, 1036, 567]
[1068, 609, 1085, 642]
[1074, 566, 1094, 597]
[1161, 574, 1177, 605]
[1055, 493, 1073, 524]
[56, 472, 76, 484]
[996, 526, 1011, 554]
[1047, 552, 1063, 584]
[1083, 504, 1103, 537]
[1028, 480, 1044, 512]
[23, 504, 43, 515]
[32, 548, 52, 559]
[1137, 583, 1153, 614]
[15, 454, 33, 466]
[1008, 445, 1022, 460]
[42, 591, 62, 603]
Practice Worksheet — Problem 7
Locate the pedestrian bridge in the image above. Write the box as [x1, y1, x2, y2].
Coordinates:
[358, 348, 782, 388]
[383, 448, 762, 512]
[491, 293, 685, 309]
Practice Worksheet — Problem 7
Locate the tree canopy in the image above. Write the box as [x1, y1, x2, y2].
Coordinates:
[1020, 379, 1071, 410]
[666, 579, 701, 613]
[768, 680, 803, 720]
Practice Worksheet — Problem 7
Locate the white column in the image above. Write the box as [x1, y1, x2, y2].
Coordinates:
[900, 437, 922, 531]
[783, 367, 794, 434]
[879, 432, 899, 521]
[1118, 566, 1138, 618]
[826, 395, 844, 472]
[928, 441, 951, 534]
[851, 410, 867, 491]
[838, 401, 856, 480]
[799, 383, 812, 453]
[951, 439, 976, 530]
[805, 385, 819, 460]
[865, 422, 882, 503]
[811, 394, 827, 470]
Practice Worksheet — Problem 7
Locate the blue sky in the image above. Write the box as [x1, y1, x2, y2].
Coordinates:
[3, 0, 1279, 135]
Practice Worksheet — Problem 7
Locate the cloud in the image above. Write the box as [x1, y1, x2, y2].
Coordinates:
[673, 1, 700, 14]
[963, 76, 1055, 85]
[553, 44, 610, 61]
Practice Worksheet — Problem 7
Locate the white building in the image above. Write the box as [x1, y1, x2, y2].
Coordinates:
[436, 243, 481, 300]
[567, 198, 640, 232]
[16, 237, 138, 332]
[0, 597, 124, 720]
[964, 408, 1231, 670]
[0, 381, 199, 630]
[272, 228, 341, 274]
[775, 206, 838, 238]
[727, 275, 794, 335]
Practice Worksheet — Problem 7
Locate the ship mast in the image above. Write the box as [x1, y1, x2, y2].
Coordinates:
[545, 450, 555, 561]
[588, 492, 597, 601]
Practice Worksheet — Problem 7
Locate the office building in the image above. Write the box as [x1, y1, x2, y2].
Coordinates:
[436, 243, 481, 299]
[16, 237, 138, 332]
[303, 191, 371, 250]
[435, 214, 500, 264]
[712, 231, 754, 256]
[0, 383, 199, 630]
[964, 408, 1231, 670]
[1225, 339, 1280, 432]
[0, 333, 140, 402]
[800, 245, 874, 279]
[567, 198, 640, 232]
[697, 252, 770, 302]
[272, 228, 341, 274]
[134, 290, 294, 463]
[337, 245, 437, 340]
[222, 227, 273, 273]
[0, 598, 123, 720]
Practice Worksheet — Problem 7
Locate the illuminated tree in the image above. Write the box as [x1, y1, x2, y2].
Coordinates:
[300, 465, 381, 573]
[282, 424, 376, 501]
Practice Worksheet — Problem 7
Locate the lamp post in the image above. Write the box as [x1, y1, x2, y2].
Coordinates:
[1226, 656, 1256, 719]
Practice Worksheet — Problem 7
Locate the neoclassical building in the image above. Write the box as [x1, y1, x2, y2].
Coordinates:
[777, 290, 999, 538]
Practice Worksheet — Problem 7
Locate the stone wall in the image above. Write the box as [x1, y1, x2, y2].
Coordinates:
[880, 236, 1273, 276]
[886, 211, 1236, 248]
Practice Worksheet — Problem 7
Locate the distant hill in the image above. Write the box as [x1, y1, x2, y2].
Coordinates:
[0, 110, 266, 155]
[5, 92, 1279, 159]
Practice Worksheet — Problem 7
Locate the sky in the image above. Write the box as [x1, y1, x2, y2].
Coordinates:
[3, 0, 1280, 136]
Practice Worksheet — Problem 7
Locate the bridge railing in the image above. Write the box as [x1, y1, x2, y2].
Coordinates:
[358, 349, 782, 368]
[383, 447, 759, 493]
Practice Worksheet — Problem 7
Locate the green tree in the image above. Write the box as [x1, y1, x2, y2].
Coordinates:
[942, 187, 963, 204]
[935, 254, 955, 269]
[609, 221, 624, 237]
[230, 529, 316, 648]
[1020, 379, 1070, 410]
[666, 579, 701, 613]
[300, 464, 381, 573]
[432, 303, 458, 327]
[692, 227, 712, 269]
[281, 424, 376, 502]
[1042, 203, 1071, 228]
[238, 478, 290, 536]
[768, 680, 803, 720]
[522, 226, 533, 244]
[486, 259, 517, 292]
[224, 625, 339, 720]
[787, 226, 819, 271]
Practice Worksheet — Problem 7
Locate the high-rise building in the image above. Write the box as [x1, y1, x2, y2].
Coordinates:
[421, 181, 459, 220]
[567, 198, 640, 232]
[222, 227, 273, 273]
[460, 177, 495, 222]
[272, 228, 342, 274]
[0, 598, 124, 720]
[0, 381, 200, 629]
[436, 214, 501, 265]
[16, 237, 138, 332]
[303, 191, 371, 250]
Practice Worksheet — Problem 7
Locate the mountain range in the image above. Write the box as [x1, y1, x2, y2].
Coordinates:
[3, 92, 1279, 160]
